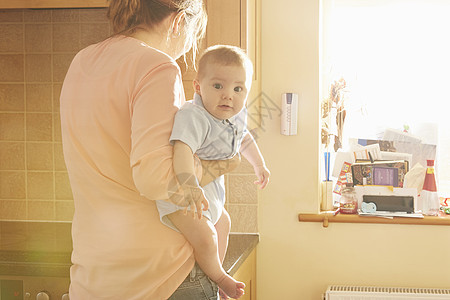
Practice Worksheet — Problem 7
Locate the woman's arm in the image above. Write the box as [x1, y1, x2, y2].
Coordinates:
[172, 141, 208, 219]
[240, 132, 270, 189]
[173, 141, 201, 187]
[130, 61, 185, 201]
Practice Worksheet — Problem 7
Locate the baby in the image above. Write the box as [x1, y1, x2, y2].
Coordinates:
[157, 45, 270, 299]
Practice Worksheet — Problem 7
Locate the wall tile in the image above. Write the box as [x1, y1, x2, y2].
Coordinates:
[26, 84, 52, 112]
[0, 142, 25, 170]
[26, 113, 52, 141]
[227, 204, 258, 233]
[53, 53, 75, 83]
[53, 23, 80, 52]
[52, 83, 62, 112]
[55, 201, 74, 222]
[27, 200, 55, 221]
[25, 54, 51, 82]
[26, 142, 53, 170]
[80, 23, 110, 49]
[227, 174, 258, 204]
[0, 171, 26, 199]
[0, 9, 79, 221]
[0, 200, 27, 220]
[0, 10, 23, 23]
[0, 24, 23, 52]
[0, 84, 24, 111]
[27, 171, 54, 199]
[52, 9, 79, 23]
[53, 113, 61, 142]
[25, 24, 52, 53]
[55, 172, 73, 200]
[79, 8, 108, 22]
[24, 9, 51, 23]
[0, 55, 24, 82]
[54, 143, 67, 171]
[0, 113, 24, 141]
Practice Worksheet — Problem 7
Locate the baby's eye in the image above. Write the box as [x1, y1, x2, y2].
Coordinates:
[234, 86, 243, 92]
[213, 83, 222, 89]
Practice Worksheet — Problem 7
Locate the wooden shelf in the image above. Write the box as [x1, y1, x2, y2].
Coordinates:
[0, 0, 108, 9]
[298, 212, 450, 228]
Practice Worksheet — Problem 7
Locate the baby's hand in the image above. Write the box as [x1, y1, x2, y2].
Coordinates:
[253, 165, 270, 189]
[181, 185, 209, 219]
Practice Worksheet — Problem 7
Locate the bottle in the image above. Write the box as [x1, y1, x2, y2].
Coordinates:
[340, 185, 358, 214]
[420, 160, 439, 216]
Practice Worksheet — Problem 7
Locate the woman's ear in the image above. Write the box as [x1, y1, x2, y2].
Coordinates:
[171, 11, 186, 37]
[193, 79, 201, 94]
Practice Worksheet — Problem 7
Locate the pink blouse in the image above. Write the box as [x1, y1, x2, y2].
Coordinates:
[60, 35, 193, 300]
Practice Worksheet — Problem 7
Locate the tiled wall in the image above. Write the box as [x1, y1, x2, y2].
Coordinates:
[227, 156, 259, 233]
[0, 8, 258, 232]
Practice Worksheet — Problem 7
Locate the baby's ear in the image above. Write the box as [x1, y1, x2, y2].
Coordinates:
[193, 79, 201, 94]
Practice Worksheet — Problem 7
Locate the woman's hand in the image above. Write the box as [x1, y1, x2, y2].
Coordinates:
[199, 154, 241, 187]
[180, 184, 209, 219]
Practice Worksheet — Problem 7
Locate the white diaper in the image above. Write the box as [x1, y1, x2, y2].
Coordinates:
[156, 176, 225, 232]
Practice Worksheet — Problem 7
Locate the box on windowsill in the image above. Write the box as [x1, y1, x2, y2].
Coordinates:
[351, 160, 409, 187]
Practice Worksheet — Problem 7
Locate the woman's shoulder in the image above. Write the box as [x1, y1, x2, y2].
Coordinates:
[124, 37, 180, 71]
[79, 35, 181, 75]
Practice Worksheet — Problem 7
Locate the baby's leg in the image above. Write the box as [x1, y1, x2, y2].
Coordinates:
[215, 210, 232, 299]
[215, 209, 231, 263]
[168, 211, 245, 299]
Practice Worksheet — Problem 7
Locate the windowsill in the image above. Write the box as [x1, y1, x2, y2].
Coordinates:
[298, 211, 450, 227]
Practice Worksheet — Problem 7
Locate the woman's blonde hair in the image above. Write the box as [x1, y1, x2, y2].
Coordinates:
[108, 0, 207, 62]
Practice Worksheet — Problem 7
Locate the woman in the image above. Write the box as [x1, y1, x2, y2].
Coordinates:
[60, 1, 236, 299]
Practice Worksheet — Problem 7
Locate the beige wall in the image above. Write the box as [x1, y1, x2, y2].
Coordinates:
[257, 0, 450, 299]
[0, 8, 258, 232]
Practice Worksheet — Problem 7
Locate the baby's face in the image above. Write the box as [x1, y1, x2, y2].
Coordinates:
[196, 63, 250, 120]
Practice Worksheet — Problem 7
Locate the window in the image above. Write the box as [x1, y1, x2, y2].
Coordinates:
[321, 0, 450, 197]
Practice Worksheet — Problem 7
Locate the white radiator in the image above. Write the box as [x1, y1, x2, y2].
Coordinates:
[325, 285, 450, 300]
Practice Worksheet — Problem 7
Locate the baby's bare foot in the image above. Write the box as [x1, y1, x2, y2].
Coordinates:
[215, 273, 245, 299]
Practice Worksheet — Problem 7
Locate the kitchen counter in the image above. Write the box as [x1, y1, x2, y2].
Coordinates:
[223, 233, 259, 275]
[0, 221, 258, 277]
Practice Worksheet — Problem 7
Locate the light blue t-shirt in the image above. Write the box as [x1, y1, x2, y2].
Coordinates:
[156, 93, 248, 229]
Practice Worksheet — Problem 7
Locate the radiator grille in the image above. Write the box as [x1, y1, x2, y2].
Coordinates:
[328, 285, 450, 295]
[326, 285, 450, 299]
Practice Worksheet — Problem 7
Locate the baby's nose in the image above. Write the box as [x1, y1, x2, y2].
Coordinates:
[222, 90, 233, 100]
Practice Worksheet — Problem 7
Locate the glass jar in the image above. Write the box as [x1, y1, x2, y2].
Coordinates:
[340, 186, 358, 214]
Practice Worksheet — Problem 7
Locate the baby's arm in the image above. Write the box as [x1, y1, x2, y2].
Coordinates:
[240, 132, 270, 189]
[173, 140, 209, 218]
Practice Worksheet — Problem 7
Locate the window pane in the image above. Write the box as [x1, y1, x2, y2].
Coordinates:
[322, 0, 450, 196]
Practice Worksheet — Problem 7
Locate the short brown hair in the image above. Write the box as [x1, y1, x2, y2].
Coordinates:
[197, 45, 253, 82]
